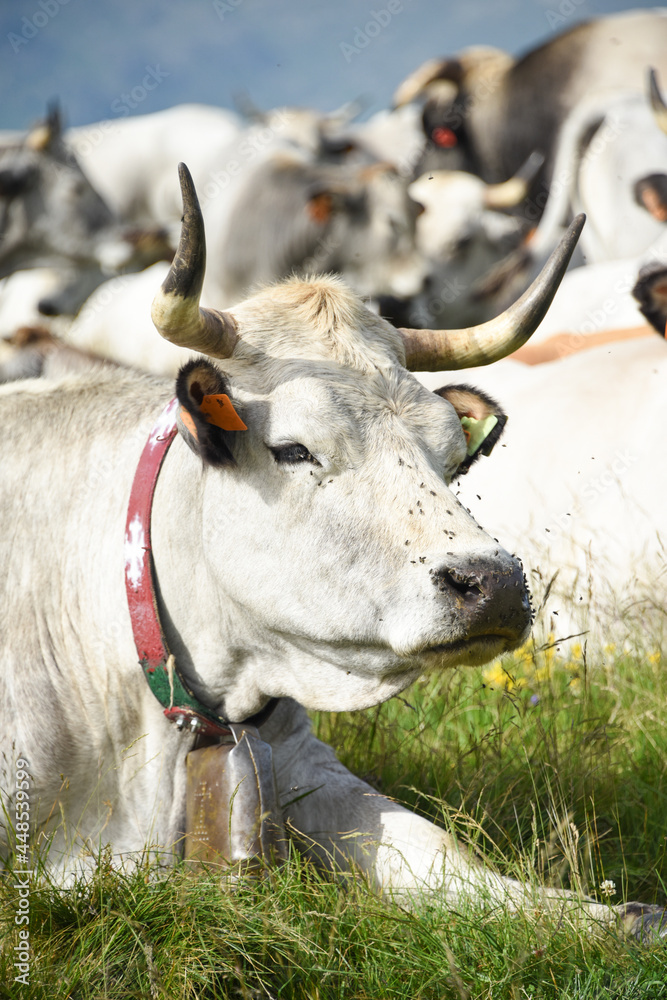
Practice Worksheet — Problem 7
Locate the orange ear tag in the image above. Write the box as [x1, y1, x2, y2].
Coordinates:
[200, 394, 247, 431]
[307, 192, 333, 224]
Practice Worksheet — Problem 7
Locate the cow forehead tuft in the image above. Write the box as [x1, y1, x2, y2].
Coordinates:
[230, 274, 406, 372]
[244, 274, 370, 330]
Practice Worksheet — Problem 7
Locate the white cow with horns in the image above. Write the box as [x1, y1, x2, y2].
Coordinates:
[0, 165, 663, 940]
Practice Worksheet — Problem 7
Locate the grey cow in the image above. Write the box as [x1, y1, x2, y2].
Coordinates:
[0, 106, 171, 316]
[0, 165, 663, 940]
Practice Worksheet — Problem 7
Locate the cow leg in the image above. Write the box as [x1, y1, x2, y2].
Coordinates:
[265, 700, 667, 939]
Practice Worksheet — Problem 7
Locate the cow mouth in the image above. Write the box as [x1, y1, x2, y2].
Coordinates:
[420, 632, 525, 665]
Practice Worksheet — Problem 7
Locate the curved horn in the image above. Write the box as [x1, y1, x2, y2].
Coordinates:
[393, 57, 463, 108]
[325, 96, 367, 126]
[151, 163, 238, 359]
[26, 101, 62, 152]
[232, 90, 266, 123]
[483, 151, 545, 210]
[399, 214, 585, 370]
[649, 68, 667, 136]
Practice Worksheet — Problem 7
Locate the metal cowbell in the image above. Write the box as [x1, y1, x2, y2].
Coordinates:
[184, 723, 288, 869]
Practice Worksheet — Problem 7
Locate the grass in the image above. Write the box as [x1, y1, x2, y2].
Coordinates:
[2, 632, 667, 998]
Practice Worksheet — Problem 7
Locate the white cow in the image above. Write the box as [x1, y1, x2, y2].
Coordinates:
[387, 68, 667, 332]
[70, 105, 426, 307]
[529, 77, 667, 267]
[67, 100, 369, 235]
[4, 166, 662, 936]
[68, 102, 375, 233]
[60, 261, 193, 375]
[427, 79, 667, 335]
[68, 104, 243, 229]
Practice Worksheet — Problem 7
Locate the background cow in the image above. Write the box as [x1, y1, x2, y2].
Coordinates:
[394, 9, 667, 211]
[0, 106, 172, 321]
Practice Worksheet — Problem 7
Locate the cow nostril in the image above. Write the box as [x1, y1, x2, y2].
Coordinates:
[429, 555, 532, 642]
[435, 567, 484, 604]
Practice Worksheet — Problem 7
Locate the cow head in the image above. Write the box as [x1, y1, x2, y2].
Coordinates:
[0, 106, 172, 284]
[148, 164, 582, 717]
[234, 93, 364, 161]
[378, 161, 542, 329]
[217, 155, 426, 302]
[393, 48, 515, 176]
[0, 105, 117, 277]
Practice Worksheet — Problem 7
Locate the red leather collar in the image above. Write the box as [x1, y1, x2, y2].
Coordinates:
[124, 398, 277, 739]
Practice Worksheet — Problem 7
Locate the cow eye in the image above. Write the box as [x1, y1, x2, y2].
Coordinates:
[271, 443, 321, 465]
[454, 232, 473, 253]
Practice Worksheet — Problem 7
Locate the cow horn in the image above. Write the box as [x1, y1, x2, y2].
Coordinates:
[483, 151, 545, 210]
[649, 68, 667, 136]
[26, 101, 62, 152]
[398, 214, 585, 370]
[151, 163, 238, 358]
[325, 96, 367, 126]
[232, 90, 266, 124]
[393, 57, 464, 108]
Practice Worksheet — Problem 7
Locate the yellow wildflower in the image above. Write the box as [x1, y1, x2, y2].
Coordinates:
[483, 662, 521, 690]
[544, 632, 556, 667]
[533, 665, 551, 684]
[514, 642, 534, 667]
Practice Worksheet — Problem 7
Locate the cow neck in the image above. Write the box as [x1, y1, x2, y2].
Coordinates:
[124, 396, 278, 741]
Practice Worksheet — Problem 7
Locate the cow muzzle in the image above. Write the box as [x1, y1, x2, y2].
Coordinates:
[428, 552, 532, 656]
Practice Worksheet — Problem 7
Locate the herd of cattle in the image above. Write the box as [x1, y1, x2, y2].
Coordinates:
[1, 8, 667, 929]
[1, 9, 666, 638]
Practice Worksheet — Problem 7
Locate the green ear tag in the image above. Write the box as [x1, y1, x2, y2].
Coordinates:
[460, 414, 499, 457]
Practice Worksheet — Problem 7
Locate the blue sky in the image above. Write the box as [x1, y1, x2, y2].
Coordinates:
[0, 0, 658, 130]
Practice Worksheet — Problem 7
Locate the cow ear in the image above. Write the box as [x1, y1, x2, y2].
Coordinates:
[306, 178, 363, 225]
[632, 262, 667, 335]
[434, 383, 507, 473]
[175, 358, 246, 467]
[634, 173, 667, 222]
[306, 189, 337, 224]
